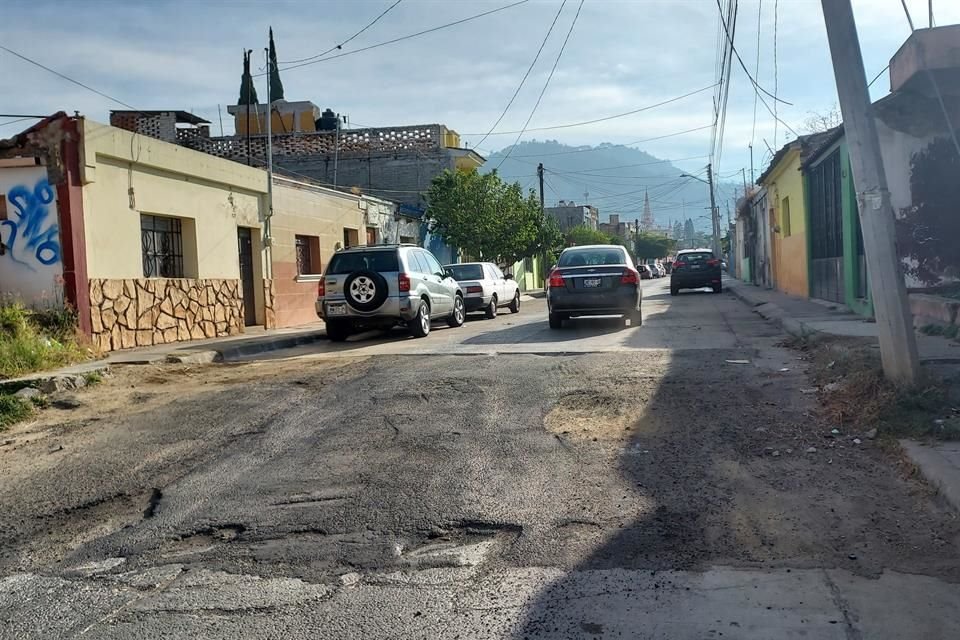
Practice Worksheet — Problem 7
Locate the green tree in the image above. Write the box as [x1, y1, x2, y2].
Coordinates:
[633, 232, 676, 260]
[426, 169, 553, 265]
[565, 225, 618, 247]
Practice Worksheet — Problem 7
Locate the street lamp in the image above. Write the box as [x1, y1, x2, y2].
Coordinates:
[680, 173, 708, 185]
[680, 169, 721, 258]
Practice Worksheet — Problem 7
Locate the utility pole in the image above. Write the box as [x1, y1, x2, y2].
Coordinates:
[821, 0, 920, 384]
[741, 167, 748, 195]
[929, 0, 934, 28]
[749, 144, 755, 185]
[264, 47, 274, 245]
[537, 163, 547, 283]
[706, 163, 721, 258]
[333, 113, 341, 189]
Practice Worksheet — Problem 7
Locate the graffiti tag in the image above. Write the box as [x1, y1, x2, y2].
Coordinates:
[1, 178, 60, 270]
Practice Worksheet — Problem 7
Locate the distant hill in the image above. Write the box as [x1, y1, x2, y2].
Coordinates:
[480, 140, 737, 231]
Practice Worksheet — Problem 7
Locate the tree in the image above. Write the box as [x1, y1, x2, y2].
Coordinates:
[683, 218, 696, 248]
[672, 220, 683, 241]
[803, 104, 842, 133]
[633, 232, 676, 260]
[426, 169, 552, 266]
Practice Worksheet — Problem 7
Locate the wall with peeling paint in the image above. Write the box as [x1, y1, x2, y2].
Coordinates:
[0, 164, 64, 306]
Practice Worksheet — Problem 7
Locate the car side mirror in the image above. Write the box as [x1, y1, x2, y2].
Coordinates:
[504, 273, 513, 280]
[444, 268, 454, 278]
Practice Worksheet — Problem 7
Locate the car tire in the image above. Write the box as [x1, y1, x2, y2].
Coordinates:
[509, 290, 520, 313]
[670, 285, 679, 296]
[408, 299, 431, 338]
[344, 270, 389, 312]
[446, 295, 465, 328]
[548, 312, 563, 330]
[713, 283, 723, 294]
[326, 319, 351, 342]
[630, 309, 643, 327]
[485, 295, 498, 319]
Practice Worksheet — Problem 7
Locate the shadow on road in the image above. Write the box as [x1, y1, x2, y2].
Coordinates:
[461, 316, 630, 345]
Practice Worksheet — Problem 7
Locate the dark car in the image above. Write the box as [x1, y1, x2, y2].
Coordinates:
[546, 245, 642, 329]
[670, 249, 723, 295]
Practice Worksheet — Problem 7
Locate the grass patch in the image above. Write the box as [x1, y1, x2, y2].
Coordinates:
[0, 302, 88, 380]
[791, 336, 959, 440]
[0, 394, 33, 430]
[82, 371, 103, 386]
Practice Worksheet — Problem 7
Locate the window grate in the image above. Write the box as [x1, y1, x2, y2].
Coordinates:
[141, 214, 184, 278]
[295, 235, 312, 275]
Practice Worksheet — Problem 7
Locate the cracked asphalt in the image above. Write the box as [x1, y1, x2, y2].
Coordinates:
[2, 279, 960, 639]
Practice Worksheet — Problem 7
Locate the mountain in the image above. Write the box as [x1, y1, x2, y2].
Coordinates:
[479, 140, 737, 232]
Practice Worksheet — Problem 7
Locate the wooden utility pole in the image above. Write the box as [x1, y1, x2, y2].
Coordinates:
[706, 163, 721, 257]
[821, 0, 920, 384]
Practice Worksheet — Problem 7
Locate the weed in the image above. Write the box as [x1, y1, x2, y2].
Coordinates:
[29, 394, 50, 409]
[82, 371, 103, 386]
[0, 394, 32, 430]
[0, 302, 87, 379]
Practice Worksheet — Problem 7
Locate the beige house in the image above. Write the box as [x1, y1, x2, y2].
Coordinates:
[0, 112, 416, 351]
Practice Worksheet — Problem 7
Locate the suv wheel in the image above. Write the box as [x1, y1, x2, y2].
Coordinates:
[344, 270, 389, 311]
[713, 283, 723, 294]
[509, 291, 520, 313]
[447, 295, 465, 328]
[326, 319, 351, 342]
[548, 312, 563, 330]
[408, 300, 431, 338]
[485, 295, 498, 319]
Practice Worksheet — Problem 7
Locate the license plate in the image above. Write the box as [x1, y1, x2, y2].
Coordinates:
[584, 278, 602, 288]
[690, 265, 701, 270]
[326, 303, 347, 316]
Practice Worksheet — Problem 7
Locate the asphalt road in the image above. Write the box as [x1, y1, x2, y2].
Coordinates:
[2, 278, 960, 639]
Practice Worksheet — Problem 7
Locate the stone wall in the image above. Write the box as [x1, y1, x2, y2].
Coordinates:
[89, 278, 242, 352]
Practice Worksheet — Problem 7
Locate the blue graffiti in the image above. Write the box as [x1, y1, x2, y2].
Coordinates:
[1, 178, 60, 270]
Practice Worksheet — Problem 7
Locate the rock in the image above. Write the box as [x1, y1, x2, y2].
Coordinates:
[831, 428, 841, 435]
[89, 281, 104, 306]
[156, 313, 177, 330]
[866, 428, 878, 440]
[824, 382, 841, 392]
[800, 388, 818, 394]
[38, 375, 86, 394]
[121, 327, 137, 349]
[772, 450, 781, 457]
[14, 387, 41, 400]
[90, 307, 103, 334]
[101, 308, 118, 332]
[339, 572, 361, 587]
[101, 279, 123, 300]
[136, 330, 154, 347]
[785, 448, 793, 454]
[806, 447, 818, 453]
[853, 438, 862, 445]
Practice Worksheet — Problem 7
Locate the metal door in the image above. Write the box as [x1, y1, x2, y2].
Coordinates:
[808, 149, 846, 303]
[237, 228, 257, 326]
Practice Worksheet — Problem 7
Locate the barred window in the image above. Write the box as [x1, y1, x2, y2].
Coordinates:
[141, 214, 184, 278]
[295, 235, 312, 275]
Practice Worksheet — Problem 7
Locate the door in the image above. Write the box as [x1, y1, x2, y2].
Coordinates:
[808, 150, 845, 303]
[366, 226, 377, 246]
[419, 250, 451, 314]
[488, 264, 509, 304]
[237, 228, 257, 326]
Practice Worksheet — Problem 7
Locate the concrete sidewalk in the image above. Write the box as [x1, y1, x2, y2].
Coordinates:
[725, 278, 960, 364]
[726, 277, 960, 513]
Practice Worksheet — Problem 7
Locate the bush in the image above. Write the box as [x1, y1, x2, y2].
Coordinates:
[0, 302, 87, 380]
[0, 394, 32, 430]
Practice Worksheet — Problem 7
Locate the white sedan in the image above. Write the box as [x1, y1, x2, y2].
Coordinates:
[444, 262, 521, 318]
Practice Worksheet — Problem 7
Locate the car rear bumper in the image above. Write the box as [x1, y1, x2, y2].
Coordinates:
[316, 296, 419, 322]
[464, 294, 492, 312]
[547, 287, 640, 315]
[671, 272, 722, 288]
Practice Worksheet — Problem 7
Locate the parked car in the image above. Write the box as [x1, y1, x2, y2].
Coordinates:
[638, 264, 655, 280]
[443, 262, 521, 318]
[316, 244, 465, 341]
[546, 245, 643, 329]
[670, 248, 723, 295]
[653, 263, 666, 278]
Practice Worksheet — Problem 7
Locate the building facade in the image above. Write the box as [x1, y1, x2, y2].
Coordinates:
[545, 201, 599, 231]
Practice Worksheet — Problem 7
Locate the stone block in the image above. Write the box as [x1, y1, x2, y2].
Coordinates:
[121, 328, 137, 349]
[111, 324, 123, 351]
[177, 325, 191, 341]
[137, 309, 157, 331]
[123, 280, 136, 299]
[101, 279, 123, 300]
[136, 330, 153, 347]
[190, 324, 206, 340]
[136, 286, 156, 316]
[160, 297, 174, 316]
[113, 296, 130, 314]
[89, 281, 103, 306]
[100, 308, 117, 332]
[123, 302, 138, 329]
[174, 305, 187, 319]
[90, 307, 103, 334]
[214, 304, 226, 323]
[202, 321, 216, 337]
[156, 313, 177, 330]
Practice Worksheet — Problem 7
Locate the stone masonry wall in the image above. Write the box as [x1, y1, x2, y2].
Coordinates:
[89, 278, 243, 352]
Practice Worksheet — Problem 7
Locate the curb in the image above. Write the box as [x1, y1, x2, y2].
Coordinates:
[0, 363, 111, 394]
[900, 440, 960, 514]
[201, 331, 327, 362]
[726, 282, 817, 340]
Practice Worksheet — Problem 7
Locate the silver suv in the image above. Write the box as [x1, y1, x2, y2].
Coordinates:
[316, 244, 465, 341]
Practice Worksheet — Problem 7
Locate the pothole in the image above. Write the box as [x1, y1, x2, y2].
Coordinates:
[544, 391, 646, 440]
[159, 524, 246, 558]
[399, 521, 522, 569]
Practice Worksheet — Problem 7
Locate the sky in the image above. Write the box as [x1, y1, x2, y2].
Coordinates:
[2, 0, 958, 191]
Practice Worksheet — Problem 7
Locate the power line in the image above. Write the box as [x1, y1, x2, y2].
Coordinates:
[270, 1, 531, 74]
[465, 83, 719, 137]
[280, 0, 404, 64]
[540, 154, 711, 176]
[867, 63, 890, 88]
[0, 116, 45, 129]
[750, 0, 763, 170]
[0, 45, 140, 112]
[473, 0, 567, 150]
[773, 0, 779, 147]
[495, 0, 584, 170]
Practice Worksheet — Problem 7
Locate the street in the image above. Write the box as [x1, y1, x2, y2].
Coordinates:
[2, 278, 960, 639]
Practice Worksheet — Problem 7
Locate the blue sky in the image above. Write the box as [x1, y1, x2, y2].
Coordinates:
[2, 0, 957, 186]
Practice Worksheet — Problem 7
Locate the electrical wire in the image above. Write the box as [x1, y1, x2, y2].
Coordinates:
[495, 0, 584, 170]
[269, 1, 531, 74]
[466, 83, 719, 137]
[0, 45, 140, 112]
[867, 64, 890, 89]
[749, 0, 762, 175]
[280, 0, 404, 64]
[898, 0, 960, 160]
[473, 0, 567, 150]
[773, 0, 779, 147]
[0, 116, 44, 129]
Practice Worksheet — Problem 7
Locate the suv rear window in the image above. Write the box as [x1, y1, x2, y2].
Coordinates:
[326, 250, 399, 274]
[447, 264, 484, 280]
[558, 248, 626, 267]
[678, 251, 714, 264]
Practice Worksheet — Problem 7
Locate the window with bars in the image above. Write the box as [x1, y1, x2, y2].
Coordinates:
[141, 214, 184, 278]
[295, 234, 322, 276]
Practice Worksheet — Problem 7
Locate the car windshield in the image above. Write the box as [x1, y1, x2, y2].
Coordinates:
[678, 251, 714, 264]
[326, 251, 399, 274]
[559, 248, 625, 267]
[446, 264, 484, 280]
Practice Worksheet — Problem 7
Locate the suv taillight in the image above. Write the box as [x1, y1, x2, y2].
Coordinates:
[707, 259, 721, 267]
[317, 279, 325, 297]
[548, 270, 565, 288]
[673, 261, 686, 269]
[398, 273, 411, 292]
[621, 269, 639, 285]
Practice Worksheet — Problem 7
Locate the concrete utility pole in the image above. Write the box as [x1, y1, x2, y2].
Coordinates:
[264, 47, 274, 245]
[538, 163, 547, 281]
[821, 0, 920, 384]
[706, 163, 721, 258]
